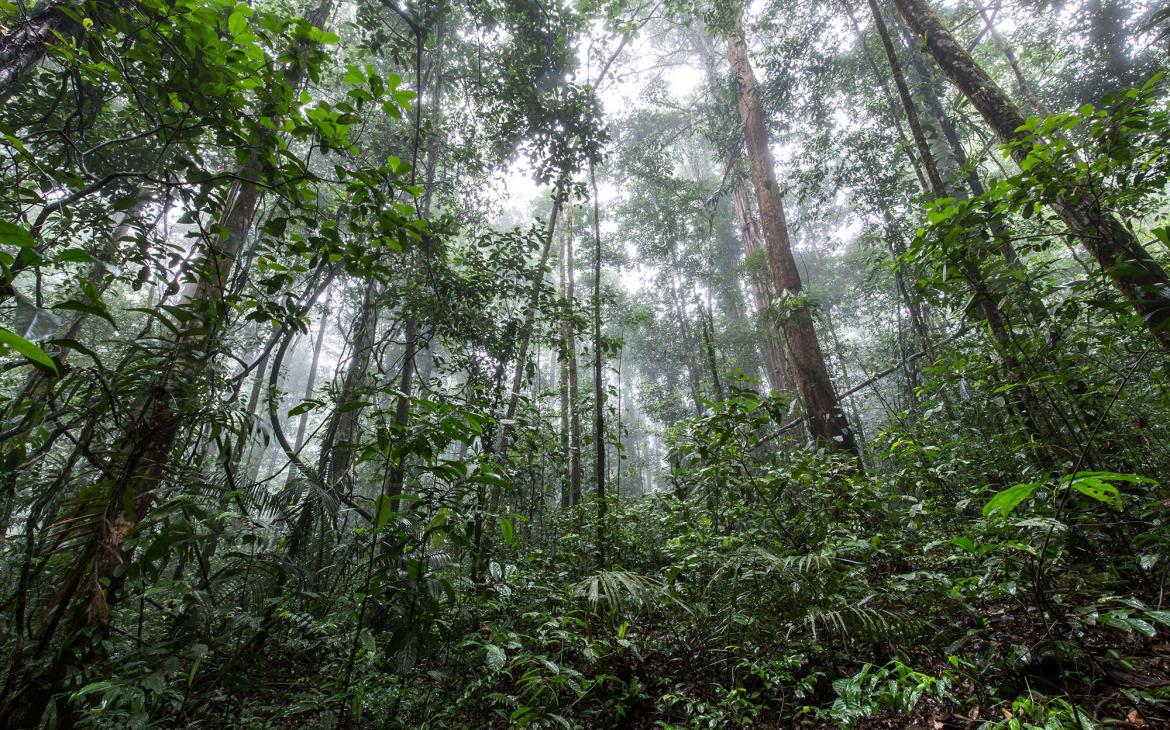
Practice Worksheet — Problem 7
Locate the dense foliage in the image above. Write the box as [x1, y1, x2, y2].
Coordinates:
[1, 0, 1169, 727]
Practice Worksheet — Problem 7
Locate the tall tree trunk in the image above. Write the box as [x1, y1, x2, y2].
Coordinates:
[893, 17, 1027, 269]
[892, 0, 1170, 353]
[319, 285, 377, 491]
[700, 303, 725, 402]
[865, 0, 946, 197]
[488, 183, 566, 513]
[558, 209, 572, 509]
[732, 184, 792, 394]
[689, 25, 775, 391]
[235, 348, 270, 476]
[383, 317, 416, 509]
[712, 206, 764, 384]
[725, 18, 859, 455]
[872, 1, 1054, 443]
[590, 162, 606, 568]
[564, 190, 583, 507]
[294, 311, 329, 454]
[384, 0, 447, 509]
[667, 250, 705, 415]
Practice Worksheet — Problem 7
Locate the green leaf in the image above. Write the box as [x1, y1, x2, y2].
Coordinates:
[1060, 471, 1146, 510]
[112, 195, 140, 211]
[228, 9, 248, 36]
[1068, 477, 1122, 510]
[287, 400, 321, 417]
[72, 680, 115, 698]
[500, 516, 516, 546]
[983, 481, 1041, 517]
[484, 643, 506, 671]
[374, 494, 394, 531]
[55, 247, 96, 263]
[47, 338, 103, 369]
[393, 89, 416, 108]
[53, 299, 115, 326]
[0, 326, 58, 374]
[0, 220, 33, 247]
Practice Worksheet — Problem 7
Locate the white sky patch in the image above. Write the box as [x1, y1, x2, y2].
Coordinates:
[666, 64, 705, 98]
[496, 154, 548, 223]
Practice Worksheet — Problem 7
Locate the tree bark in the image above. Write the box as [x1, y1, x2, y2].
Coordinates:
[564, 189, 582, 507]
[667, 249, 705, 415]
[0, 2, 78, 101]
[590, 162, 606, 568]
[732, 183, 792, 394]
[971, 0, 1049, 117]
[294, 311, 329, 454]
[558, 206, 572, 509]
[865, 0, 946, 197]
[726, 19, 859, 455]
[319, 285, 376, 491]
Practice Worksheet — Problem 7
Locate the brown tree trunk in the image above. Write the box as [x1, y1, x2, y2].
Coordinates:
[235, 349, 270, 475]
[865, 0, 946, 197]
[294, 311, 329, 454]
[872, 2, 1054, 443]
[726, 20, 859, 455]
[384, 1, 447, 509]
[892, 0, 1170, 353]
[700, 303, 725, 402]
[733, 184, 792, 395]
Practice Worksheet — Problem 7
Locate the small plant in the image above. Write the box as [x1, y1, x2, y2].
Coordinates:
[825, 660, 950, 728]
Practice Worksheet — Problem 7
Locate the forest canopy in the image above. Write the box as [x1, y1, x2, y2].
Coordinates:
[0, 0, 1169, 727]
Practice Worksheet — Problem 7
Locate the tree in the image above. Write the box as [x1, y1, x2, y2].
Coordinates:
[892, 0, 1170, 353]
[724, 10, 859, 455]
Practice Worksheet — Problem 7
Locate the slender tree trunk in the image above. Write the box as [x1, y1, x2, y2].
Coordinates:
[712, 211, 762, 384]
[384, 0, 447, 509]
[590, 162, 606, 568]
[563, 190, 583, 507]
[235, 349, 270, 475]
[667, 251, 705, 414]
[871, 2, 1054, 441]
[558, 212, 572, 509]
[319, 285, 376, 491]
[294, 311, 329, 454]
[892, 0, 1170, 353]
[865, 0, 946, 197]
[726, 19, 858, 455]
[700, 303, 725, 402]
[488, 183, 565, 513]
[972, 0, 1049, 116]
[383, 317, 416, 508]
